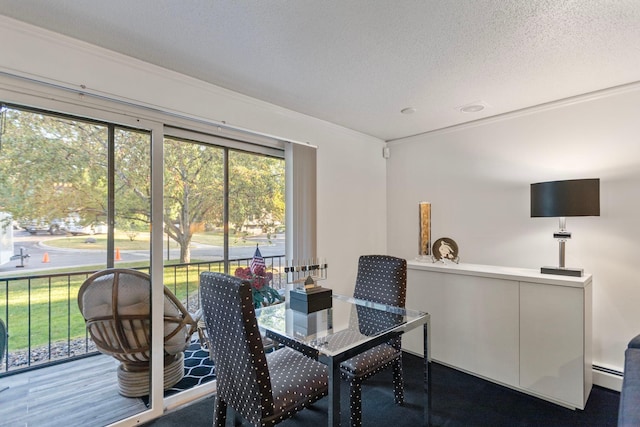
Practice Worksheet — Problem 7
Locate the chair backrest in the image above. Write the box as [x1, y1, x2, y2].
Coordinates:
[353, 255, 407, 340]
[199, 272, 275, 425]
[354, 255, 407, 307]
[77, 268, 196, 366]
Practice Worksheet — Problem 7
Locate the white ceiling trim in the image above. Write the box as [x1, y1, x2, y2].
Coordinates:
[387, 80, 640, 146]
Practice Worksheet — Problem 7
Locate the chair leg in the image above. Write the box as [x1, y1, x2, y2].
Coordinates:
[214, 396, 227, 427]
[392, 357, 404, 405]
[233, 410, 243, 426]
[349, 380, 363, 427]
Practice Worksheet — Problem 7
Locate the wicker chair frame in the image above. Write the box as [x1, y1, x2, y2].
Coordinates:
[78, 268, 198, 396]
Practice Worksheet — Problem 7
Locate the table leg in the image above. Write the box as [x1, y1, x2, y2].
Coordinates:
[423, 322, 431, 426]
[328, 357, 341, 427]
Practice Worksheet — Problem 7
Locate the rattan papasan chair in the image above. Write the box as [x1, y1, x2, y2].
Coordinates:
[77, 268, 199, 397]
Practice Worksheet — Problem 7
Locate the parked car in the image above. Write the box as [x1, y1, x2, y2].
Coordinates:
[25, 219, 68, 235]
[68, 222, 108, 236]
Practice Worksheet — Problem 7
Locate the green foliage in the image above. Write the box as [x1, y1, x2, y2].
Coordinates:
[229, 151, 285, 235]
[163, 138, 224, 262]
[0, 107, 150, 228]
[163, 138, 285, 262]
[0, 108, 108, 220]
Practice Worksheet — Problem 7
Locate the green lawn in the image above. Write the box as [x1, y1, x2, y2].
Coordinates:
[0, 260, 226, 351]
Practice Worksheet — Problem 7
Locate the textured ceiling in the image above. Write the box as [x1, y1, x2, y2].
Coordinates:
[1, 1, 639, 141]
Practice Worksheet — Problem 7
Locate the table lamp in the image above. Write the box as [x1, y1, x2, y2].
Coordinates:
[530, 178, 600, 277]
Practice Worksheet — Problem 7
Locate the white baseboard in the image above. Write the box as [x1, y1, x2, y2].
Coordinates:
[593, 368, 622, 392]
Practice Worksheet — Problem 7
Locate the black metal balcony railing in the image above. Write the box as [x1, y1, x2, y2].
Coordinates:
[0, 255, 286, 377]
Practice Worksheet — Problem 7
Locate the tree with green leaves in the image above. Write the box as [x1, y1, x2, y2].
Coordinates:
[163, 139, 285, 262]
[0, 107, 109, 224]
[229, 150, 285, 236]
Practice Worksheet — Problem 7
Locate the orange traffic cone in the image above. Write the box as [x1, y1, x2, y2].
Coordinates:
[42, 252, 50, 263]
[115, 248, 122, 261]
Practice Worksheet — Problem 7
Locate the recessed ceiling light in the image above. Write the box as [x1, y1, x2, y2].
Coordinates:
[457, 101, 489, 113]
[401, 107, 416, 114]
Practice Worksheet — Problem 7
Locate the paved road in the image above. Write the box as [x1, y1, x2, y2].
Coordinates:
[0, 230, 285, 277]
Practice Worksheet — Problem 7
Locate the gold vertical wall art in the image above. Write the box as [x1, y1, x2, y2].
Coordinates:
[419, 202, 431, 256]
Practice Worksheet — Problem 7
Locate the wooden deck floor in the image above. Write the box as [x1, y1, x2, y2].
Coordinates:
[0, 355, 148, 427]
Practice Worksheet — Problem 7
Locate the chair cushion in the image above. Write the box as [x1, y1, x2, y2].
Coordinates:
[340, 343, 400, 378]
[619, 348, 640, 426]
[80, 272, 151, 359]
[267, 347, 328, 415]
[79, 270, 189, 359]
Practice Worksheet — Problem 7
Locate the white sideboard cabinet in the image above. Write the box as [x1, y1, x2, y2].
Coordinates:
[403, 261, 592, 409]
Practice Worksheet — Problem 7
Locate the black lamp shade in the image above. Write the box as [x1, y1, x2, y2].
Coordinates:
[531, 178, 600, 217]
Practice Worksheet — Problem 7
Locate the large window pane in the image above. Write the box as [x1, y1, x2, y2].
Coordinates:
[163, 137, 224, 265]
[228, 150, 285, 260]
[0, 107, 109, 267]
[114, 127, 151, 266]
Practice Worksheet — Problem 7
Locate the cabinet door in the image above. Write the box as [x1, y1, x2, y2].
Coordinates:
[404, 269, 519, 387]
[520, 281, 586, 408]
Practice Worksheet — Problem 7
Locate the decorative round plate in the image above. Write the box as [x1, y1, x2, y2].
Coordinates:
[432, 238, 459, 261]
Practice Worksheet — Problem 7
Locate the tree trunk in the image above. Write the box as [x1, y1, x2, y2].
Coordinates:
[180, 243, 191, 263]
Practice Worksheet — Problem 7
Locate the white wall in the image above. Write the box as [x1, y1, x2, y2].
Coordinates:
[387, 85, 640, 374]
[0, 16, 387, 295]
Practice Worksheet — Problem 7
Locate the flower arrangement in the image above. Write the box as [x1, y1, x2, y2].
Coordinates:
[234, 265, 283, 308]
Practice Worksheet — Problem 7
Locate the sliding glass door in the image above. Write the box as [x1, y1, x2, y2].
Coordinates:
[161, 133, 285, 302]
[0, 93, 287, 425]
[0, 104, 153, 425]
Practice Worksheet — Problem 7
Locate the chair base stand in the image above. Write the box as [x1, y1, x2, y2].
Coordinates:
[116, 353, 185, 397]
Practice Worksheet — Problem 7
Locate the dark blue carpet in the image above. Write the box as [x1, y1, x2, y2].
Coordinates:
[144, 352, 620, 426]
[141, 340, 215, 406]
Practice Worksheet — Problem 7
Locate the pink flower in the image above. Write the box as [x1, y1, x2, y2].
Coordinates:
[234, 267, 251, 280]
[253, 265, 266, 277]
[234, 265, 272, 291]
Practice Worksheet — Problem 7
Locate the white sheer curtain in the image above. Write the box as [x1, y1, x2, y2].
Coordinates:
[285, 142, 317, 263]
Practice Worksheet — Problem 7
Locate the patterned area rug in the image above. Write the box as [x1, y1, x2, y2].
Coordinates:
[141, 339, 215, 406]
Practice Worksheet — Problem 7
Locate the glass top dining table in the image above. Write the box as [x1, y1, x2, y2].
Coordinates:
[256, 292, 431, 427]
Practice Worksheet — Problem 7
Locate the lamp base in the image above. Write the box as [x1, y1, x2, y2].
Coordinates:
[540, 266, 583, 277]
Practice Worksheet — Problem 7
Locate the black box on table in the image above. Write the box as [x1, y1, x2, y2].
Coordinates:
[289, 287, 333, 314]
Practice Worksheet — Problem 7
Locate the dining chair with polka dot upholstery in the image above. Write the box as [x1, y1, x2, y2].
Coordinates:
[199, 272, 329, 427]
[340, 255, 407, 427]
